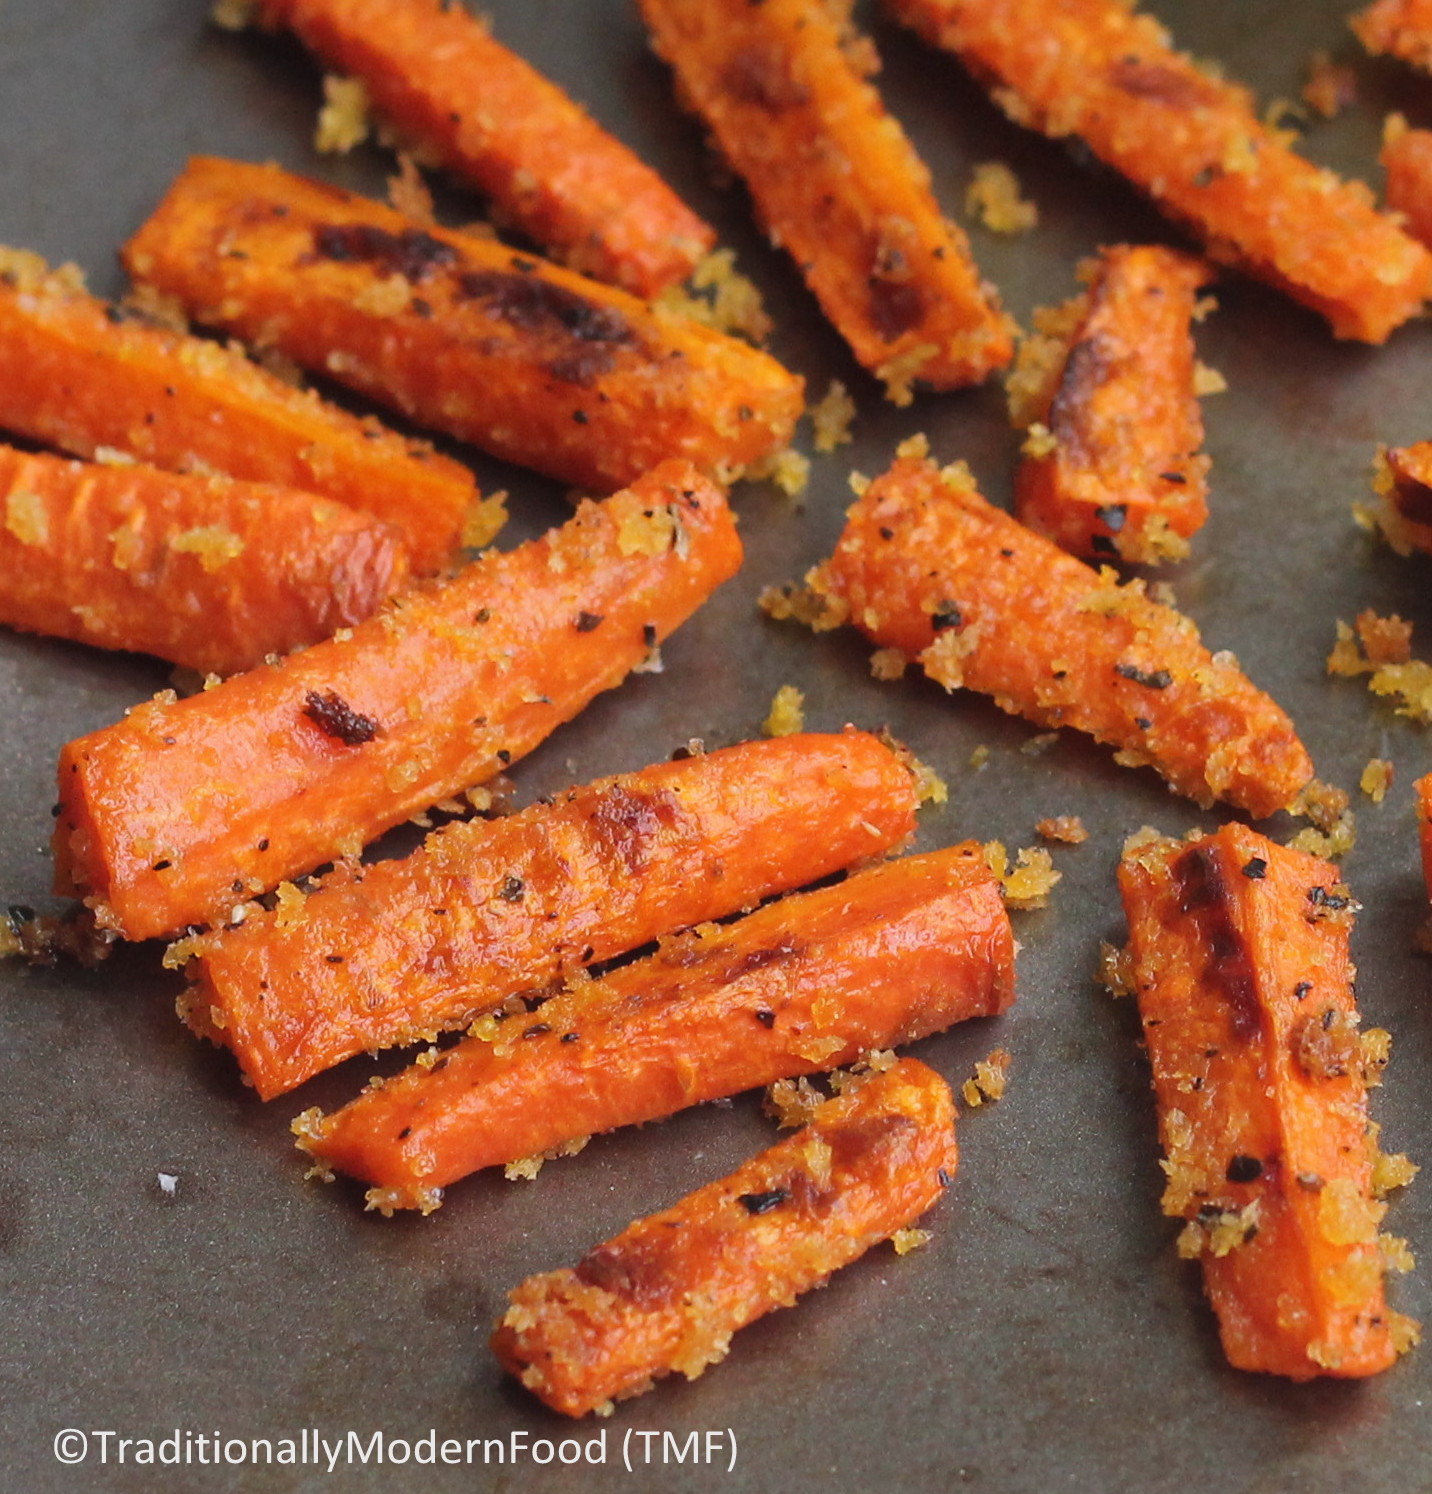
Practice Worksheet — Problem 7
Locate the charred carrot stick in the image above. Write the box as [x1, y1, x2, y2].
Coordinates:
[297, 843, 1012, 1209]
[1381, 116, 1432, 255]
[491, 1056, 956, 1416]
[54, 461, 740, 944]
[1354, 0, 1432, 72]
[181, 729, 920, 1099]
[789, 444, 1312, 817]
[0, 443, 407, 676]
[1009, 245, 1214, 565]
[1119, 824, 1417, 1378]
[0, 246, 473, 574]
[1371, 441, 1432, 556]
[637, 0, 1013, 403]
[886, 0, 1432, 343]
[251, 0, 714, 298]
[122, 158, 804, 493]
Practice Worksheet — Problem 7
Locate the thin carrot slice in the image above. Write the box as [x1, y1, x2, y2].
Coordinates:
[0, 246, 473, 574]
[886, 0, 1432, 343]
[792, 446, 1312, 817]
[636, 0, 1013, 401]
[121, 158, 804, 492]
[1354, 0, 1432, 72]
[1119, 823, 1415, 1379]
[1009, 245, 1214, 565]
[182, 729, 920, 1099]
[53, 460, 740, 944]
[491, 1056, 956, 1417]
[252, 0, 714, 298]
[1381, 116, 1432, 255]
[1371, 440, 1432, 556]
[0, 443, 407, 676]
[297, 843, 1011, 1208]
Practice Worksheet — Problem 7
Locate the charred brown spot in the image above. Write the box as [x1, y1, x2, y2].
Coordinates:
[738, 1188, 790, 1215]
[311, 224, 457, 281]
[1386, 450, 1432, 526]
[1291, 1006, 1359, 1081]
[1172, 845, 1260, 1041]
[868, 276, 926, 341]
[1049, 333, 1116, 465]
[302, 689, 379, 746]
[588, 784, 679, 877]
[721, 42, 810, 112]
[723, 936, 804, 981]
[1108, 58, 1223, 112]
[574, 1235, 681, 1309]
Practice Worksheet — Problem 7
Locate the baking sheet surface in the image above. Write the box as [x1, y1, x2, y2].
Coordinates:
[2, 2, 1431, 1490]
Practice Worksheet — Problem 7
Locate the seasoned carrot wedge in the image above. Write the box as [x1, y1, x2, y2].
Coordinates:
[122, 158, 804, 492]
[0, 246, 473, 574]
[1354, 0, 1432, 72]
[1417, 773, 1432, 902]
[252, 0, 714, 297]
[492, 1057, 957, 1416]
[1119, 824, 1415, 1379]
[54, 461, 740, 943]
[0, 443, 407, 676]
[182, 729, 920, 1099]
[886, 0, 1432, 343]
[1372, 441, 1432, 556]
[1009, 245, 1213, 565]
[794, 447, 1312, 817]
[297, 843, 1011, 1209]
[637, 0, 1013, 401]
[1381, 117, 1432, 255]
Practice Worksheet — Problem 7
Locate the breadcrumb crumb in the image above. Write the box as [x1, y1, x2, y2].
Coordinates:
[891, 1227, 933, 1255]
[762, 684, 806, 737]
[315, 75, 370, 155]
[1360, 758, 1395, 803]
[961, 1047, 1012, 1107]
[809, 380, 856, 453]
[655, 248, 772, 343]
[1302, 51, 1357, 119]
[982, 840, 1060, 910]
[966, 161, 1038, 235]
[461, 490, 508, 550]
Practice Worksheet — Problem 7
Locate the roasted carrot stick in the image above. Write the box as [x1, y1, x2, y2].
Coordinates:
[54, 461, 740, 944]
[886, 0, 1432, 343]
[1354, 0, 1432, 72]
[1371, 440, 1432, 556]
[791, 446, 1312, 817]
[1417, 773, 1432, 903]
[0, 443, 407, 676]
[182, 729, 920, 1099]
[491, 1056, 957, 1416]
[1119, 823, 1416, 1379]
[1381, 116, 1432, 255]
[297, 843, 1011, 1209]
[122, 158, 804, 492]
[251, 0, 714, 298]
[636, 0, 1013, 401]
[1009, 245, 1213, 565]
[0, 246, 473, 574]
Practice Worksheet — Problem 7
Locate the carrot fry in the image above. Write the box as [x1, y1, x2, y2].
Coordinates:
[0, 443, 407, 676]
[0, 246, 473, 574]
[636, 0, 1013, 401]
[1118, 824, 1416, 1379]
[1381, 115, 1432, 255]
[1417, 772, 1432, 903]
[886, 0, 1432, 343]
[121, 158, 804, 492]
[1009, 245, 1214, 565]
[1354, 0, 1432, 73]
[1371, 440, 1432, 556]
[297, 843, 1012, 1208]
[53, 461, 740, 944]
[791, 447, 1312, 817]
[181, 729, 921, 1100]
[252, 0, 714, 298]
[491, 1056, 957, 1417]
